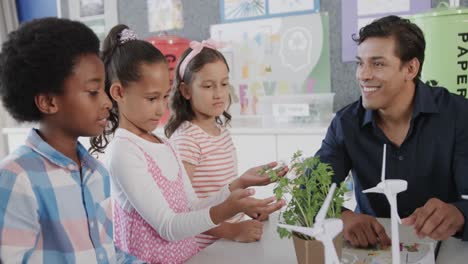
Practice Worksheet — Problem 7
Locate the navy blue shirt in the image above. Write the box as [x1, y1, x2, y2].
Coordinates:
[316, 81, 468, 240]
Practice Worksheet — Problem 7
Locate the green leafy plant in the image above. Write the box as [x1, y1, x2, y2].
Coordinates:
[260, 150, 348, 240]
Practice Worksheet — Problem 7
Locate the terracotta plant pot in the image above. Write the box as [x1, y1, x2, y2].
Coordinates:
[292, 233, 343, 264]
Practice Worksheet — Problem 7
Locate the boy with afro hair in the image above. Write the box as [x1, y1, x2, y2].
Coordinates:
[0, 18, 140, 263]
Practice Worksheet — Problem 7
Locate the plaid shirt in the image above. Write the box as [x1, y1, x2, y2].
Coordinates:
[0, 129, 140, 264]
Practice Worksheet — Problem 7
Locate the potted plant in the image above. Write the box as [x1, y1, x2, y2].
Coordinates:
[261, 150, 348, 264]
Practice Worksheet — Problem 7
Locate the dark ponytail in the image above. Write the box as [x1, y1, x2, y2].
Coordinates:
[89, 24, 167, 154]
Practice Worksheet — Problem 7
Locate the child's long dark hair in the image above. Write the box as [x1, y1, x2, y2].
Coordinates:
[90, 24, 166, 154]
[164, 47, 231, 138]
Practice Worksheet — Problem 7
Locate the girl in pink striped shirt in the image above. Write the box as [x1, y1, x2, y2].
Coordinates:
[166, 40, 282, 249]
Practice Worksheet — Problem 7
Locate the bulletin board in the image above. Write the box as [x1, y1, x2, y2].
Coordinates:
[210, 12, 331, 115]
[220, 0, 320, 22]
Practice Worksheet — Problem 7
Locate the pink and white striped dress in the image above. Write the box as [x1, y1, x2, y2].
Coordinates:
[113, 136, 199, 263]
[170, 121, 243, 248]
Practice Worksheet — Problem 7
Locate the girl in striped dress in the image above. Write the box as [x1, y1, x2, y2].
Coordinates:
[166, 39, 282, 249]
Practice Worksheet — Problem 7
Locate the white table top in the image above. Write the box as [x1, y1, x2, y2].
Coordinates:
[187, 214, 468, 264]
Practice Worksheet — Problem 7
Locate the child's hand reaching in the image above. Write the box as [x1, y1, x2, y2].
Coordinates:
[245, 210, 269, 221]
[209, 189, 285, 224]
[230, 220, 263, 242]
[244, 196, 283, 221]
[230, 162, 289, 190]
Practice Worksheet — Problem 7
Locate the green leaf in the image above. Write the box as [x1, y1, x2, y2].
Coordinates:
[275, 152, 345, 239]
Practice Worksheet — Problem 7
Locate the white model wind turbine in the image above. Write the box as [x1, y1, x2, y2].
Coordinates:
[363, 144, 407, 264]
[278, 183, 343, 264]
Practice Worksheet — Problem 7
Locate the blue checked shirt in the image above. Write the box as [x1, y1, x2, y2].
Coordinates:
[0, 129, 141, 263]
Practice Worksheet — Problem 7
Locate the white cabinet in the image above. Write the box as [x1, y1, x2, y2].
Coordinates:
[4, 128, 328, 167]
[231, 135, 276, 174]
[2, 128, 102, 159]
[230, 128, 327, 171]
[232, 133, 326, 172]
[4, 129, 28, 153]
[276, 135, 324, 163]
[231, 134, 277, 199]
[230, 128, 327, 199]
[4, 126, 355, 208]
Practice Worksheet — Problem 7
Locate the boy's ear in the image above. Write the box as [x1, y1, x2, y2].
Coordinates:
[34, 94, 59, 115]
[109, 82, 125, 102]
[180, 82, 191, 100]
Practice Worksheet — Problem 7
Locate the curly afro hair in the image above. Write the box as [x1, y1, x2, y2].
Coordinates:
[0, 17, 100, 122]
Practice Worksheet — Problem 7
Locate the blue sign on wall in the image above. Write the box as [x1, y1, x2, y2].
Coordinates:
[16, 0, 58, 22]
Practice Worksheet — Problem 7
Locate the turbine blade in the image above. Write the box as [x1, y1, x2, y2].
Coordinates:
[363, 187, 384, 193]
[277, 224, 320, 237]
[386, 193, 402, 224]
[316, 183, 337, 223]
[319, 237, 341, 264]
[381, 144, 387, 182]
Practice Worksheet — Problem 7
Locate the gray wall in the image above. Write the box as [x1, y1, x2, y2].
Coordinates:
[62, 0, 468, 111]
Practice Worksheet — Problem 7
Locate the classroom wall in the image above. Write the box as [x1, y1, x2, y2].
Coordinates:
[60, 0, 468, 111]
[16, 0, 57, 22]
